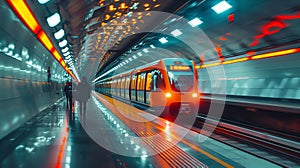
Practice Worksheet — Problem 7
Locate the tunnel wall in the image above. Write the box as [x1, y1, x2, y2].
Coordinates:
[198, 52, 300, 100]
[0, 1, 65, 139]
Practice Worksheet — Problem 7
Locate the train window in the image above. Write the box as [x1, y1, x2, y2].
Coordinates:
[168, 71, 194, 92]
[142, 73, 146, 88]
[125, 76, 130, 99]
[121, 77, 126, 97]
[118, 78, 122, 96]
[146, 73, 152, 91]
[125, 76, 130, 89]
[151, 70, 165, 91]
[139, 73, 146, 91]
[137, 74, 141, 90]
[131, 75, 136, 89]
[157, 75, 165, 90]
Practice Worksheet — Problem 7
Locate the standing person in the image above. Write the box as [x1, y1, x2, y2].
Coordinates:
[47, 67, 51, 82]
[64, 81, 72, 112]
[77, 77, 92, 119]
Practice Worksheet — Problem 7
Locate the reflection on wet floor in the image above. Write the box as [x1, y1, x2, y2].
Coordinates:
[0, 99, 159, 168]
[0, 97, 289, 168]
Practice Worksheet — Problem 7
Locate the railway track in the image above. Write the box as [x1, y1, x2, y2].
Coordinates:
[193, 115, 300, 167]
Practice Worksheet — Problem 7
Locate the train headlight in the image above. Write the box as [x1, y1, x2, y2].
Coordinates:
[192, 93, 198, 98]
[165, 92, 172, 98]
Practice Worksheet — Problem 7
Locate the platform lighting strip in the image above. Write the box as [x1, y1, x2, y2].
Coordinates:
[196, 48, 300, 69]
[6, 0, 76, 80]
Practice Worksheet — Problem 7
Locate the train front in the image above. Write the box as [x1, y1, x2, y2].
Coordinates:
[162, 59, 199, 120]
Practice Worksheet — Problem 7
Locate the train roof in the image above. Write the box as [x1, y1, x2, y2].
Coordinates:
[98, 58, 193, 82]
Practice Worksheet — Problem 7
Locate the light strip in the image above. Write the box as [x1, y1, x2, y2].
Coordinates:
[251, 48, 300, 60]
[60, 60, 66, 68]
[223, 57, 249, 64]
[6, 0, 41, 34]
[201, 62, 220, 68]
[6, 0, 77, 80]
[198, 48, 300, 69]
[52, 50, 62, 62]
[37, 30, 54, 52]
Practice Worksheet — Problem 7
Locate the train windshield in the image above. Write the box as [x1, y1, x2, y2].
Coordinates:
[168, 71, 194, 92]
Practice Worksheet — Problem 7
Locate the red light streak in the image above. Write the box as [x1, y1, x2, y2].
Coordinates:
[6, 0, 77, 80]
[228, 14, 235, 23]
[198, 48, 300, 69]
[219, 37, 227, 41]
[249, 11, 300, 47]
[55, 119, 69, 168]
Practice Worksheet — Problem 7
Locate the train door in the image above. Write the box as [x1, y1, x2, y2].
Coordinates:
[149, 70, 166, 108]
[130, 74, 137, 101]
[121, 77, 125, 98]
[125, 76, 130, 100]
[145, 72, 152, 105]
[137, 72, 146, 103]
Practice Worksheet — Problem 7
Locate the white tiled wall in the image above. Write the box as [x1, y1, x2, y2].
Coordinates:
[198, 54, 300, 99]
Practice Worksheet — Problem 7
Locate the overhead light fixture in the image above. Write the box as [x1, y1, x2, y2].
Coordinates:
[52, 50, 62, 61]
[65, 55, 72, 60]
[137, 52, 142, 56]
[150, 44, 155, 49]
[212, 1, 232, 14]
[54, 29, 65, 39]
[143, 48, 149, 53]
[38, 0, 50, 4]
[171, 29, 182, 37]
[46, 13, 61, 27]
[159, 37, 168, 44]
[37, 30, 54, 51]
[63, 51, 70, 56]
[188, 18, 203, 27]
[132, 2, 139, 10]
[6, 0, 41, 34]
[61, 47, 69, 53]
[59, 40, 67, 48]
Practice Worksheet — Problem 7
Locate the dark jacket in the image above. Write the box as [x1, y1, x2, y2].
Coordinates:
[64, 83, 72, 98]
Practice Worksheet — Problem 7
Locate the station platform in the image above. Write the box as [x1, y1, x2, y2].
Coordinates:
[0, 95, 290, 168]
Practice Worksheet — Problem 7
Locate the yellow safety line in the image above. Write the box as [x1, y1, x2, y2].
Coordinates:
[96, 93, 234, 168]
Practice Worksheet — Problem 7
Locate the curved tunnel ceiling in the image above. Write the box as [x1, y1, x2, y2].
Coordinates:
[29, 0, 300, 80]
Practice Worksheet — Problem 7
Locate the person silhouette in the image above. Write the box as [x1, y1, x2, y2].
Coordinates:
[77, 77, 92, 120]
[47, 67, 51, 82]
[63, 81, 72, 112]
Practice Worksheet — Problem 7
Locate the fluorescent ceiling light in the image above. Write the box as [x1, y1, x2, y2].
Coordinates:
[38, 0, 50, 4]
[159, 37, 168, 44]
[63, 51, 70, 56]
[171, 29, 182, 37]
[188, 18, 203, 27]
[137, 52, 142, 56]
[54, 29, 65, 40]
[59, 40, 67, 48]
[65, 55, 72, 59]
[150, 44, 155, 49]
[61, 47, 69, 53]
[47, 13, 61, 27]
[212, 1, 232, 14]
[143, 48, 149, 53]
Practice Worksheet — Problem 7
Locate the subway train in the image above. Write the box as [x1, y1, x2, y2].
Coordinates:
[95, 58, 199, 120]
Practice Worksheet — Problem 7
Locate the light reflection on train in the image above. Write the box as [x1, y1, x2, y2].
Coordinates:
[95, 58, 199, 121]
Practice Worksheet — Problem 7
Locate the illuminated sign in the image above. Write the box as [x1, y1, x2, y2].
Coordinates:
[168, 65, 191, 71]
